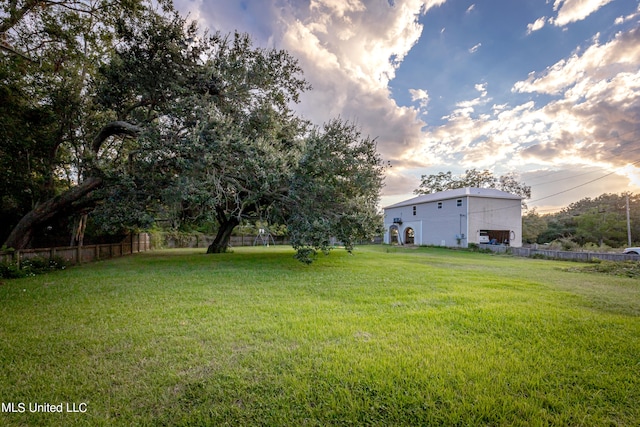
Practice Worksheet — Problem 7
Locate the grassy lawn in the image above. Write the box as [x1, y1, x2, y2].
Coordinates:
[1, 245, 639, 426]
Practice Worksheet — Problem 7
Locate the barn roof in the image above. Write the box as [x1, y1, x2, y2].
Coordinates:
[383, 187, 522, 210]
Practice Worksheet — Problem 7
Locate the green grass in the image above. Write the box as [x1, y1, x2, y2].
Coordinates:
[1, 246, 639, 426]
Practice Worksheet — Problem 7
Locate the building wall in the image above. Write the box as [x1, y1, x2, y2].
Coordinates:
[383, 193, 522, 247]
[419, 196, 468, 247]
[467, 197, 522, 247]
[384, 196, 468, 247]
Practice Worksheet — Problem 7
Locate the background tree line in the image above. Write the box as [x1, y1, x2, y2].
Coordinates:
[523, 193, 639, 248]
[0, 0, 384, 263]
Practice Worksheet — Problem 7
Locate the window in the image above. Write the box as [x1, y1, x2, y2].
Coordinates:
[437, 202, 442, 209]
[457, 199, 462, 207]
[412, 206, 416, 216]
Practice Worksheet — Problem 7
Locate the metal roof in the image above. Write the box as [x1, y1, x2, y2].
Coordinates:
[383, 187, 522, 210]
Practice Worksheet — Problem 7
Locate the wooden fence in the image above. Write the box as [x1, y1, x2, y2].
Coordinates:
[158, 233, 290, 249]
[157, 233, 383, 249]
[0, 233, 151, 268]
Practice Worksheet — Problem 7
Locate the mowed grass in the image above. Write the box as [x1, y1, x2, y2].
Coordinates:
[1, 246, 639, 426]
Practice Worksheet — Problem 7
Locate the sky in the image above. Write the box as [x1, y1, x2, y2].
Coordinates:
[173, 0, 640, 213]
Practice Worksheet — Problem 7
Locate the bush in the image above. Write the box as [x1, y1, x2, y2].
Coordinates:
[467, 243, 493, 254]
[0, 256, 68, 279]
[547, 238, 580, 251]
[0, 262, 26, 279]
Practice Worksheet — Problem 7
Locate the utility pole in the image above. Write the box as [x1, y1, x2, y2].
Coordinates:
[627, 193, 632, 247]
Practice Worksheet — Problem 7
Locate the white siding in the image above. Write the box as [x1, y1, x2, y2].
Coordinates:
[384, 197, 468, 246]
[419, 197, 467, 246]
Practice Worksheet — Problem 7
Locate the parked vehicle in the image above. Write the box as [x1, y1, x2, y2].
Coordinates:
[623, 247, 640, 255]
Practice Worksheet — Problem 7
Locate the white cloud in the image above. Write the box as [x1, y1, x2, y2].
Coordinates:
[172, 0, 448, 167]
[424, 26, 640, 177]
[409, 88, 430, 109]
[615, 4, 640, 25]
[551, 0, 615, 27]
[275, 0, 450, 165]
[526, 17, 547, 34]
[475, 83, 488, 97]
[512, 27, 640, 95]
[468, 42, 481, 53]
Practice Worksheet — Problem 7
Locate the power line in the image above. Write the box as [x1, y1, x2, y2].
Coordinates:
[529, 159, 640, 204]
[524, 128, 640, 186]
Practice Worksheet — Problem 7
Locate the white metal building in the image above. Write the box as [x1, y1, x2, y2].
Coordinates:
[383, 187, 522, 248]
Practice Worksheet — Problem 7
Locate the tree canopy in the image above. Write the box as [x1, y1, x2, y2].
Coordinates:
[526, 192, 639, 248]
[0, 1, 384, 262]
[415, 169, 531, 202]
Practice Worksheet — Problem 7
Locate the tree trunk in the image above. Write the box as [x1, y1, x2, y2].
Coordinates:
[3, 176, 103, 249]
[3, 120, 141, 250]
[207, 216, 240, 254]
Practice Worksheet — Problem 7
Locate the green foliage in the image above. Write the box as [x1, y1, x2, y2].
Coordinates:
[415, 168, 531, 206]
[21, 256, 68, 275]
[293, 247, 317, 264]
[536, 192, 639, 247]
[0, 256, 67, 279]
[466, 243, 493, 253]
[288, 120, 385, 258]
[0, 1, 214, 248]
[0, 261, 25, 279]
[522, 208, 548, 243]
[566, 260, 640, 278]
[1, 2, 384, 261]
[554, 237, 581, 251]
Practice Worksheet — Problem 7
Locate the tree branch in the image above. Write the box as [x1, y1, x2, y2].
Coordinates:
[92, 121, 143, 153]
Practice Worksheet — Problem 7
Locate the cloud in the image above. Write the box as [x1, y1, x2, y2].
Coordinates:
[423, 26, 640, 177]
[551, 0, 615, 27]
[615, 4, 640, 25]
[172, 0, 448, 166]
[468, 42, 481, 53]
[466, 4, 475, 14]
[409, 88, 430, 109]
[273, 0, 450, 164]
[526, 17, 547, 34]
[512, 27, 640, 96]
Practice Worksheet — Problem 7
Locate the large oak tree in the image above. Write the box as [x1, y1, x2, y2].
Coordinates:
[2, 1, 385, 261]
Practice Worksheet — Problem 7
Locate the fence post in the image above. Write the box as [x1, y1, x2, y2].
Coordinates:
[14, 250, 20, 269]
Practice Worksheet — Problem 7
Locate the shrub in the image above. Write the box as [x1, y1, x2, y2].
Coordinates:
[0, 256, 68, 279]
[0, 262, 26, 279]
